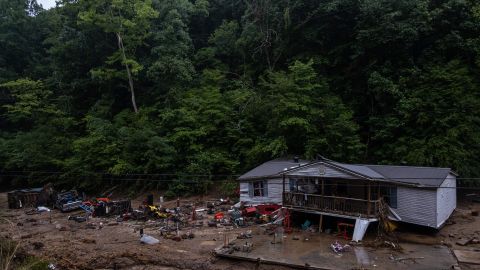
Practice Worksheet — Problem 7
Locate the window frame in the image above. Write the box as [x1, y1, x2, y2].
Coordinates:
[253, 181, 265, 197]
[249, 180, 268, 197]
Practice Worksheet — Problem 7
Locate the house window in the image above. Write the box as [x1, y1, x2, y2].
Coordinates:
[249, 181, 268, 197]
[289, 178, 296, 192]
[384, 186, 398, 208]
[253, 181, 264, 196]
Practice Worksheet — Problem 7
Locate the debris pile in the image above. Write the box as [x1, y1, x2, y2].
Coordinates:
[54, 190, 84, 212]
[331, 240, 351, 254]
[8, 184, 295, 250]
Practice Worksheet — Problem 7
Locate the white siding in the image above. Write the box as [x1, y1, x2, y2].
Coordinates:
[286, 163, 357, 179]
[436, 174, 456, 228]
[239, 178, 285, 205]
[396, 186, 437, 228]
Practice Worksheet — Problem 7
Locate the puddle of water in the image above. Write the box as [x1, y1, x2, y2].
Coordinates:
[218, 232, 457, 270]
[354, 247, 372, 265]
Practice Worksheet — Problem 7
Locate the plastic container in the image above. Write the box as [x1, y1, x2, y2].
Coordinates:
[140, 234, 159, 245]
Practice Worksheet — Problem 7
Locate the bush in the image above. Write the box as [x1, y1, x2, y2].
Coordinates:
[0, 237, 49, 270]
[165, 180, 191, 199]
[219, 180, 238, 198]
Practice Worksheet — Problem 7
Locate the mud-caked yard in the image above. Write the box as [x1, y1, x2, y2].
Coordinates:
[0, 193, 291, 270]
[1, 192, 479, 270]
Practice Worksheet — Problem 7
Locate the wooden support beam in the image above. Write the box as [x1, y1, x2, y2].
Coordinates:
[367, 182, 371, 216]
[319, 214, 323, 233]
[321, 179, 325, 195]
[377, 182, 381, 199]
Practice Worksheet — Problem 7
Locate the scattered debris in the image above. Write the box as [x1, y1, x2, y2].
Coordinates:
[85, 223, 97, 229]
[81, 238, 96, 244]
[37, 206, 51, 212]
[55, 190, 84, 212]
[331, 241, 351, 254]
[237, 230, 252, 239]
[55, 224, 69, 231]
[140, 234, 160, 245]
[384, 240, 398, 249]
[453, 249, 480, 265]
[21, 234, 32, 239]
[181, 231, 195, 239]
[2, 188, 467, 270]
[390, 254, 425, 263]
[242, 242, 252, 252]
[7, 187, 43, 209]
[32, 242, 44, 250]
[68, 215, 87, 223]
[456, 237, 475, 246]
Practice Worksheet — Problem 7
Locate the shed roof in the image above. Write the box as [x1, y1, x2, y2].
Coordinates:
[238, 158, 311, 180]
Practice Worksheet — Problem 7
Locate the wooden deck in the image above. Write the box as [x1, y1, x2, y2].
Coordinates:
[283, 192, 379, 218]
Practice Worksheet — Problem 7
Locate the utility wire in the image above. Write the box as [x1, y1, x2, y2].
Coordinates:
[3, 170, 480, 180]
[1, 175, 479, 189]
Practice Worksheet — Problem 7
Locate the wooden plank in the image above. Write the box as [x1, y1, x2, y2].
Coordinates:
[456, 238, 474, 246]
[453, 250, 480, 265]
[214, 249, 334, 270]
[367, 183, 371, 216]
[282, 192, 380, 217]
[319, 214, 323, 232]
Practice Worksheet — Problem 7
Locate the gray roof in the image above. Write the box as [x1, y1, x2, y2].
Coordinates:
[329, 162, 385, 179]
[329, 161, 453, 187]
[330, 161, 453, 186]
[238, 159, 311, 180]
[239, 158, 455, 187]
[323, 159, 456, 187]
[365, 164, 452, 187]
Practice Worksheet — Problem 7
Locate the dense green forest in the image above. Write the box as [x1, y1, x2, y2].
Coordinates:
[1, 0, 479, 193]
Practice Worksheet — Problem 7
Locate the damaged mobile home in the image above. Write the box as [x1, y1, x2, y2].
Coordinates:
[238, 157, 457, 240]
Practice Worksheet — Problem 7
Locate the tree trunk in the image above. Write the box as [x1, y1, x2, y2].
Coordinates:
[116, 32, 138, 113]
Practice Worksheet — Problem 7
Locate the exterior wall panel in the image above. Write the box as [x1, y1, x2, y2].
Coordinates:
[436, 174, 456, 227]
[396, 187, 437, 227]
[239, 178, 285, 205]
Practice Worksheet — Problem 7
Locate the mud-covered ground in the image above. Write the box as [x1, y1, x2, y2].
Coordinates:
[0, 193, 290, 270]
[0, 192, 479, 270]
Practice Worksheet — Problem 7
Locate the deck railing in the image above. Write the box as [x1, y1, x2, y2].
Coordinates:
[282, 192, 379, 218]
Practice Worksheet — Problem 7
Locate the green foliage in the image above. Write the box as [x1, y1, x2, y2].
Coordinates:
[78, 0, 158, 111]
[165, 179, 191, 199]
[372, 60, 480, 182]
[147, 0, 199, 87]
[1, 0, 480, 190]
[219, 180, 239, 198]
[258, 60, 362, 161]
[1, 79, 60, 122]
[0, 237, 49, 270]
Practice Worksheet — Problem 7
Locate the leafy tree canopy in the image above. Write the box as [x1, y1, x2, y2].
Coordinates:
[1, 0, 479, 190]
